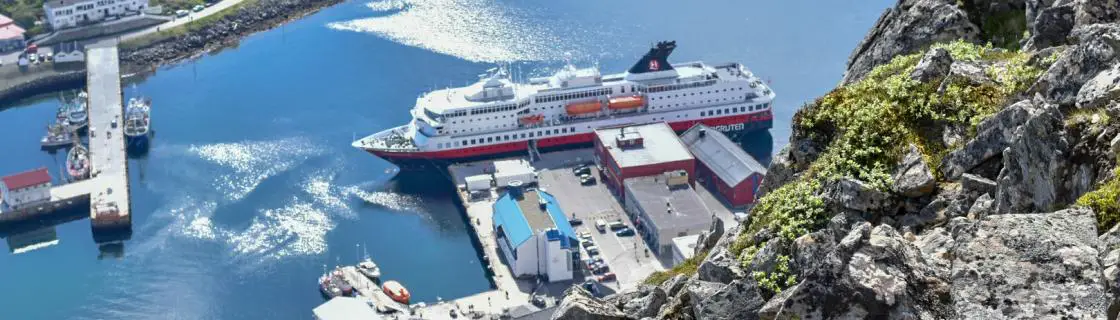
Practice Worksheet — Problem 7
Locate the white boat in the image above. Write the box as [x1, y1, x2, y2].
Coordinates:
[67, 143, 90, 180]
[352, 41, 776, 169]
[124, 97, 151, 150]
[357, 257, 381, 280]
[66, 98, 88, 131]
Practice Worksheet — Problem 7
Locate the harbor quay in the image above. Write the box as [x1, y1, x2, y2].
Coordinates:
[0, 40, 132, 234]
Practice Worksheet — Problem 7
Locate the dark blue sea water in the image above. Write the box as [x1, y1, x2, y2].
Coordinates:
[0, 0, 890, 318]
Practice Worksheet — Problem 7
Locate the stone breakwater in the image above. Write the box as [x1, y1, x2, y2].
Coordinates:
[0, 68, 86, 107]
[121, 0, 343, 74]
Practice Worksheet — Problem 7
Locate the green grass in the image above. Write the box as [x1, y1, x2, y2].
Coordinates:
[726, 40, 1049, 293]
[1077, 170, 1120, 232]
[152, 0, 207, 12]
[643, 250, 706, 286]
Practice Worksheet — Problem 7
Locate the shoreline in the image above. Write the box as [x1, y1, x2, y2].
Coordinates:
[120, 0, 345, 76]
[0, 0, 344, 106]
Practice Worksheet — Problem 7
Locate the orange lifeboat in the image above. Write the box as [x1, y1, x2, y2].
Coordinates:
[608, 95, 645, 110]
[566, 100, 602, 115]
[519, 114, 544, 125]
[382, 280, 411, 304]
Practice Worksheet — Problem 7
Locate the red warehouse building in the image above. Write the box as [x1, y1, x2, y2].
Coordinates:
[593, 122, 695, 197]
[680, 124, 767, 207]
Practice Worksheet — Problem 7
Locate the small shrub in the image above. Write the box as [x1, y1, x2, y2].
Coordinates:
[1077, 170, 1120, 232]
[644, 250, 706, 286]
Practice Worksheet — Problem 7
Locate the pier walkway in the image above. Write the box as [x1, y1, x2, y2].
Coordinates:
[85, 41, 131, 230]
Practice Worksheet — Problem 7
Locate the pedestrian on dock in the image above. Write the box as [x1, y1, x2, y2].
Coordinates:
[488, 296, 491, 306]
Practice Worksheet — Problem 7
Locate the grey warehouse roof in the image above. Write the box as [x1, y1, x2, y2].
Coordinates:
[623, 175, 711, 231]
[679, 124, 766, 187]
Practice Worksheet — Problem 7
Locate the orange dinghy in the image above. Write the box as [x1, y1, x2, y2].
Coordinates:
[519, 114, 544, 125]
[382, 280, 411, 304]
[608, 95, 645, 110]
[566, 101, 601, 115]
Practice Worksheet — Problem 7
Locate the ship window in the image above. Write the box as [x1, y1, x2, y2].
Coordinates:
[488, 137, 493, 143]
[529, 132, 534, 138]
[521, 133, 526, 139]
[570, 127, 575, 132]
[470, 139, 476, 145]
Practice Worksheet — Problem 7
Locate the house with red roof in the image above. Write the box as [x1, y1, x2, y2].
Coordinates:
[0, 14, 27, 53]
[1, 168, 52, 209]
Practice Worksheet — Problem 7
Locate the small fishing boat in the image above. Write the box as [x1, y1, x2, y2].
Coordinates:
[357, 257, 381, 280]
[66, 99, 88, 132]
[382, 280, 410, 304]
[67, 143, 90, 180]
[319, 273, 342, 299]
[41, 123, 73, 149]
[124, 97, 151, 151]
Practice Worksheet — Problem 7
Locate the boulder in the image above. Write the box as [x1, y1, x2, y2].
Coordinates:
[758, 223, 954, 319]
[604, 285, 666, 319]
[960, 173, 997, 196]
[658, 274, 689, 298]
[693, 218, 725, 257]
[683, 280, 728, 318]
[951, 208, 1108, 319]
[552, 286, 631, 320]
[694, 279, 767, 320]
[1076, 65, 1120, 109]
[965, 193, 995, 220]
[941, 99, 1035, 179]
[1074, 0, 1120, 27]
[941, 61, 997, 88]
[756, 146, 796, 199]
[900, 184, 975, 231]
[697, 246, 745, 284]
[994, 97, 1070, 214]
[841, 0, 980, 85]
[892, 144, 937, 198]
[1032, 23, 1120, 106]
[830, 178, 895, 212]
[748, 237, 791, 276]
[911, 226, 954, 270]
[1024, 3, 1076, 50]
[910, 47, 953, 82]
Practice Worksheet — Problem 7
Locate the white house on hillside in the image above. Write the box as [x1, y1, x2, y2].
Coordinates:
[43, 0, 149, 30]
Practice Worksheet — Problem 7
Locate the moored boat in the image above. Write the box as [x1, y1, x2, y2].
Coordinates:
[41, 123, 73, 149]
[67, 143, 90, 180]
[357, 257, 381, 280]
[382, 280, 410, 304]
[124, 97, 151, 151]
[352, 41, 776, 169]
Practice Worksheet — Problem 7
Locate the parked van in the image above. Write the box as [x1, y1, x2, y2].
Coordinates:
[595, 219, 607, 233]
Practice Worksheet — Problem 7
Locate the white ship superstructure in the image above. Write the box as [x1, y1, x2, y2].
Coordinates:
[354, 41, 775, 169]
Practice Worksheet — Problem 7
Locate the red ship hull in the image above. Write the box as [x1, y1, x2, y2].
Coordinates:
[364, 112, 772, 170]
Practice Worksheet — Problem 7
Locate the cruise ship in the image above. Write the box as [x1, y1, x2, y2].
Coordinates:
[353, 41, 775, 169]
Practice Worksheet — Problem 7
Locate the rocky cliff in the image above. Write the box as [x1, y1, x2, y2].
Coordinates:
[554, 0, 1120, 319]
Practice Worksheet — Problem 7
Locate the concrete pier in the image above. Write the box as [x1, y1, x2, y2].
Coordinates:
[84, 42, 132, 231]
[0, 41, 131, 232]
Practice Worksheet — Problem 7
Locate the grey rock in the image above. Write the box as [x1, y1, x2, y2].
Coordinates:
[910, 47, 953, 82]
[841, 0, 980, 85]
[756, 146, 795, 199]
[604, 285, 666, 319]
[684, 280, 727, 318]
[748, 237, 791, 276]
[1032, 23, 1120, 106]
[658, 274, 689, 298]
[961, 173, 997, 196]
[791, 231, 836, 281]
[941, 99, 1035, 179]
[552, 286, 631, 320]
[830, 178, 895, 212]
[1074, 0, 1120, 27]
[1076, 65, 1120, 109]
[696, 247, 744, 284]
[941, 61, 997, 88]
[693, 218, 725, 257]
[892, 144, 937, 198]
[1101, 224, 1120, 299]
[694, 280, 766, 320]
[965, 193, 995, 220]
[911, 227, 954, 270]
[951, 208, 1107, 319]
[1024, 3, 1076, 50]
[759, 223, 953, 319]
[900, 184, 975, 231]
[994, 98, 1070, 214]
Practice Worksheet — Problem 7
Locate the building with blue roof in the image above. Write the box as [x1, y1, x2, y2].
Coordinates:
[492, 184, 578, 282]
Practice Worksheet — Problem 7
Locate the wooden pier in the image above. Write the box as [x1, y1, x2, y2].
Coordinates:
[0, 40, 131, 232]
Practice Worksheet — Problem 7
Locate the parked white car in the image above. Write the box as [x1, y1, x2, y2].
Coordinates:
[175, 9, 190, 17]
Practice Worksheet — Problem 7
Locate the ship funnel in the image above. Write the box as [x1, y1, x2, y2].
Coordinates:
[628, 41, 676, 74]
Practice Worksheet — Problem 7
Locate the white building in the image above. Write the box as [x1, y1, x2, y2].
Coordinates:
[623, 172, 712, 254]
[492, 159, 537, 187]
[671, 234, 700, 266]
[492, 186, 578, 282]
[43, 0, 149, 30]
[52, 42, 85, 63]
[2, 168, 52, 210]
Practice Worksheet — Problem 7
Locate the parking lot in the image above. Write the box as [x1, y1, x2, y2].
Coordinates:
[537, 165, 666, 289]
